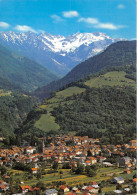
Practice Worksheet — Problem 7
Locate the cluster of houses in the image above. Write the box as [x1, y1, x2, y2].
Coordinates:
[0, 136, 136, 194]
[0, 136, 136, 168]
[0, 178, 137, 194]
[38, 136, 136, 168]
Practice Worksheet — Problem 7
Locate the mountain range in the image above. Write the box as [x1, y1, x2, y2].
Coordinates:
[0, 31, 123, 76]
[34, 40, 136, 99]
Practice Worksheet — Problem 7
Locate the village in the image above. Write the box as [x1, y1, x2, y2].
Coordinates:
[0, 135, 136, 194]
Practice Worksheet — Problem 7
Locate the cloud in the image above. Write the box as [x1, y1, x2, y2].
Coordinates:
[0, 21, 10, 29]
[51, 15, 65, 22]
[78, 17, 126, 30]
[117, 4, 125, 9]
[78, 17, 98, 24]
[130, 37, 137, 40]
[14, 25, 36, 33]
[62, 11, 79, 18]
[94, 23, 125, 30]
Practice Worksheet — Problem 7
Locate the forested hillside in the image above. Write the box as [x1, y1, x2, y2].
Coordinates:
[0, 74, 39, 138]
[0, 76, 20, 91]
[34, 40, 136, 99]
[52, 86, 135, 144]
[20, 65, 136, 144]
[0, 90, 38, 137]
[0, 44, 58, 91]
[0, 44, 58, 138]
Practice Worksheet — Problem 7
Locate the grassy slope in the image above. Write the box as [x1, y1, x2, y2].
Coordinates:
[34, 71, 135, 133]
[85, 71, 135, 88]
[49, 86, 85, 103]
[34, 87, 85, 132]
[35, 113, 60, 132]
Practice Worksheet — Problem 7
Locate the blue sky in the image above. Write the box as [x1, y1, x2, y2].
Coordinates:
[0, 0, 136, 39]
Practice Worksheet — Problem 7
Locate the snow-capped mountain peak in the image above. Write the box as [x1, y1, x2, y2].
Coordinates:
[0, 31, 123, 76]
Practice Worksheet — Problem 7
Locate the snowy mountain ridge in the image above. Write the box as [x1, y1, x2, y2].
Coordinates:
[0, 31, 123, 76]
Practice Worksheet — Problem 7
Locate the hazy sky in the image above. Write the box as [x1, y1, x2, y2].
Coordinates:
[0, 0, 136, 39]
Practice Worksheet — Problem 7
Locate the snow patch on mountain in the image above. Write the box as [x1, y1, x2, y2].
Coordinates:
[51, 58, 63, 67]
[37, 32, 114, 53]
[0, 31, 123, 76]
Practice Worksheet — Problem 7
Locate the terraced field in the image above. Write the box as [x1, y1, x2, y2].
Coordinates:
[48, 86, 85, 103]
[3, 166, 135, 195]
[20, 167, 128, 186]
[0, 89, 11, 96]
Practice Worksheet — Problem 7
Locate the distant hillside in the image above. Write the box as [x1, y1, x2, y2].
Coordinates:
[0, 90, 39, 137]
[0, 78, 39, 138]
[0, 76, 20, 91]
[20, 66, 136, 144]
[0, 50, 41, 137]
[0, 44, 58, 91]
[34, 40, 136, 99]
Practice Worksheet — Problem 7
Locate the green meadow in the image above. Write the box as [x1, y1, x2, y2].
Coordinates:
[85, 71, 135, 88]
[34, 86, 85, 132]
